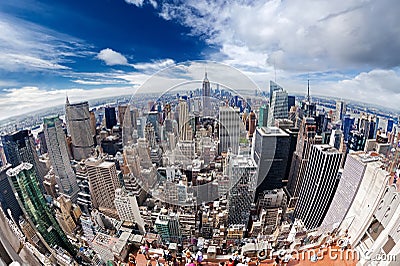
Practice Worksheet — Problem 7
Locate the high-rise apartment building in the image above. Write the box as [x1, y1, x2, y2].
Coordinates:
[65, 99, 94, 161]
[114, 188, 146, 234]
[44, 117, 79, 202]
[294, 145, 342, 230]
[251, 127, 290, 198]
[219, 106, 241, 155]
[227, 155, 257, 226]
[6, 163, 75, 255]
[85, 157, 121, 218]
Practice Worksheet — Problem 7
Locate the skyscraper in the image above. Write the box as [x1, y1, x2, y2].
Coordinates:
[258, 105, 269, 128]
[44, 117, 80, 202]
[227, 155, 257, 226]
[268, 86, 288, 126]
[246, 111, 257, 138]
[85, 157, 121, 218]
[321, 152, 368, 229]
[37, 131, 48, 155]
[342, 114, 355, 141]
[7, 163, 76, 255]
[269, 80, 283, 105]
[294, 145, 342, 229]
[335, 100, 347, 122]
[178, 99, 192, 141]
[65, 99, 94, 161]
[105, 106, 117, 129]
[219, 106, 241, 155]
[287, 117, 318, 208]
[202, 72, 211, 117]
[155, 209, 181, 243]
[387, 118, 394, 133]
[114, 188, 146, 234]
[287, 95, 295, 112]
[0, 165, 23, 223]
[251, 127, 290, 198]
[1, 130, 45, 190]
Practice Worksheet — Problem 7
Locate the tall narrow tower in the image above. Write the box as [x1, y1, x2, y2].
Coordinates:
[202, 71, 211, 117]
[44, 117, 79, 202]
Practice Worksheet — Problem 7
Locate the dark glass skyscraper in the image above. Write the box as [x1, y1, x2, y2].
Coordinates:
[1, 130, 45, 191]
[252, 127, 290, 199]
[7, 163, 76, 256]
[105, 106, 117, 129]
[0, 165, 23, 223]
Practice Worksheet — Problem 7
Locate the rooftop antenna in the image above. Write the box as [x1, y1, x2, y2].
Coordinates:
[307, 79, 310, 103]
[65, 91, 70, 105]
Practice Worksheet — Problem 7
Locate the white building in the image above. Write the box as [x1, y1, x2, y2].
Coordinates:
[114, 188, 146, 234]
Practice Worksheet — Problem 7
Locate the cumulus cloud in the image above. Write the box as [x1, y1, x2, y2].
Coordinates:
[96, 48, 129, 66]
[158, 0, 400, 72]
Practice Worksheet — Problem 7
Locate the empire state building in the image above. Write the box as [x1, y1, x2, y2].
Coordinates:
[202, 72, 211, 116]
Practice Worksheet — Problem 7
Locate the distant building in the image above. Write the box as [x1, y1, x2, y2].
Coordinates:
[202, 72, 211, 117]
[105, 107, 117, 130]
[65, 99, 94, 160]
[335, 100, 346, 122]
[268, 86, 288, 126]
[294, 145, 342, 229]
[219, 106, 241, 155]
[258, 105, 269, 128]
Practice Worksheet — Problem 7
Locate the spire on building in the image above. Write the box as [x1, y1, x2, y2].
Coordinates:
[66, 92, 70, 105]
[307, 79, 310, 103]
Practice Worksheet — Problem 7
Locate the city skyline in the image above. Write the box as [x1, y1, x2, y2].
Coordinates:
[1, 0, 400, 121]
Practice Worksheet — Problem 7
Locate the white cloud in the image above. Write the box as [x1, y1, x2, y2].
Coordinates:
[96, 48, 128, 66]
[132, 59, 175, 72]
[0, 86, 136, 121]
[159, 0, 400, 72]
[0, 12, 91, 72]
[125, 0, 157, 8]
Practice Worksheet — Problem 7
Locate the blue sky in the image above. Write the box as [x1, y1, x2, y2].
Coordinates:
[1, 0, 400, 120]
